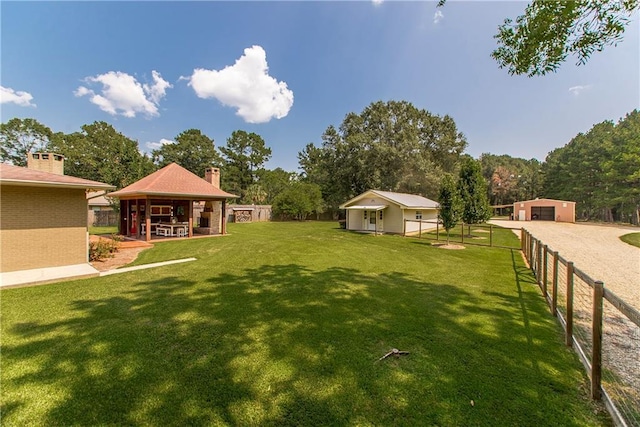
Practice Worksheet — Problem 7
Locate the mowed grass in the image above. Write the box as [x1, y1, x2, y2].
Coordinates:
[620, 232, 640, 248]
[420, 223, 521, 248]
[1, 222, 609, 426]
[88, 225, 118, 235]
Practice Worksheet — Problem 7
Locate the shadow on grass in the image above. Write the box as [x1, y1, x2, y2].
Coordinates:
[2, 263, 603, 425]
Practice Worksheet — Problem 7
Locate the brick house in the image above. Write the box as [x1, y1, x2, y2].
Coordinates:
[0, 154, 114, 284]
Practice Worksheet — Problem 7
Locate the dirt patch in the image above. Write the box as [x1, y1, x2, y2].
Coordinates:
[89, 235, 152, 272]
[433, 243, 465, 250]
[91, 247, 149, 272]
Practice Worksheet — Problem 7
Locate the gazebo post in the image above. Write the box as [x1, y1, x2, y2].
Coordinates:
[222, 199, 227, 235]
[188, 199, 193, 238]
[135, 199, 140, 238]
[145, 196, 151, 242]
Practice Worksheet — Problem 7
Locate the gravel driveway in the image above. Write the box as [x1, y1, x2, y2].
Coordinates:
[490, 220, 640, 309]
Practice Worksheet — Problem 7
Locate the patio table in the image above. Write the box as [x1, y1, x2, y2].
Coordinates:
[156, 223, 188, 237]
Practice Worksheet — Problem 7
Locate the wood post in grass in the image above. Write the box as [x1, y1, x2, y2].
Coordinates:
[461, 222, 464, 244]
[542, 245, 548, 300]
[566, 262, 574, 347]
[592, 280, 604, 400]
[520, 228, 525, 252]
[552, 251, 558, 317]
[419, 220, 422, 238]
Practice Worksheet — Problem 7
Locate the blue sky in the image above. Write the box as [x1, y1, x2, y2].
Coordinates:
[2, 1, 638, 172]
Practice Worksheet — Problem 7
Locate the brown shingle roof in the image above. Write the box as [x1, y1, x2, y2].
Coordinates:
[0, 163, 114, 190]
[108, 163, 238, 199]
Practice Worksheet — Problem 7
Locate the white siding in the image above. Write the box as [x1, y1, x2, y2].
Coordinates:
[403, 209, 438, 235]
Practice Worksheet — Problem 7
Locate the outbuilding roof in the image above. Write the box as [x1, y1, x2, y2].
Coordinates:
[0, 163, 114, 190]
[514, 198, 576, 204]
[340, 190, 439, 209]
[107, 162, 238, 200]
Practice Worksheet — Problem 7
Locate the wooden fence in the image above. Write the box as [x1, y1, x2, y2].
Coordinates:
[521, 229, 640, 427]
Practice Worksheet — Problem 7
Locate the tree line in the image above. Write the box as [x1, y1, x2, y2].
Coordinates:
[2, 105, 638, 224]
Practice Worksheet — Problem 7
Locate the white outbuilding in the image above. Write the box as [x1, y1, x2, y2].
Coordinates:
[340, 190, 439, 235]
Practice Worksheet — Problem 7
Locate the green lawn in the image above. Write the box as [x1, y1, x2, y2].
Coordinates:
[420, 223, 521, 248]
[89, 225, 118, 235]
[620, 232, 640, 248]
[1, 222, 609, 426]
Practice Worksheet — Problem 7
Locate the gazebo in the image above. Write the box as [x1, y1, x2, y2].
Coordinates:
[108, 163, 237, 242]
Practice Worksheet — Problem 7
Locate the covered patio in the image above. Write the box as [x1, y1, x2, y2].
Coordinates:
[107, 163, 237, 242]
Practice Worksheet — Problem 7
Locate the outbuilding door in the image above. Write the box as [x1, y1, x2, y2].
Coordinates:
[366, 211, 377, 231]
[531, 206, 555, 221]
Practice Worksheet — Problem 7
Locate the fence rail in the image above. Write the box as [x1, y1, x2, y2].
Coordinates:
[521, 229, 640, 427]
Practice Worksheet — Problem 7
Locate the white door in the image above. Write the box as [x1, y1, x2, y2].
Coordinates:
[518, 210, 526, 221]
[367, 211, 376, 231]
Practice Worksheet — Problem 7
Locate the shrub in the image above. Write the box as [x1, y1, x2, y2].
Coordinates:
[89, 234, 122, 261]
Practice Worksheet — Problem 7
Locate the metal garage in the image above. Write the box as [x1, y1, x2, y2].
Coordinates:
[513, 198, 576, 223]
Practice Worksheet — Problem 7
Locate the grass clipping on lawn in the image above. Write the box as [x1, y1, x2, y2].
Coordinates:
[0, 222, 610, 426]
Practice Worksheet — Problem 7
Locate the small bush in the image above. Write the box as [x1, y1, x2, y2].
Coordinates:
[89, 234, 122, 261]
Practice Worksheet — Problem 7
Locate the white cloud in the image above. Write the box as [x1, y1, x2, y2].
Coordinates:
[433, 10, 444, 24]
[186, 45, 294, 124]
[0, 86, 36, 107]
[568, 85, 592, 96]
[372, 0, 384, 6]
[146, 138, 174, 150]
[75, 70, 172, 117]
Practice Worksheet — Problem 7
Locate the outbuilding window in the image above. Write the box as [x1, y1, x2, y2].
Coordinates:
[379, 211, 383, 220]
[416, 211, 422, 220]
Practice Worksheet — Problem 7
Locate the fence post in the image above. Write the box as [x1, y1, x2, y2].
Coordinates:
[542, 245, 548, 300]
[528, 234, 533, 265]
[520, 228, 524, 252]
[592, 280, 604, 400]
[461, 222, 464, 244]
[436, 220, 439, 241]
[536, 242, 542, 287]
[552, 251, 558, 316]
[566, 262, 574, 347]
[419, 220, 422, 238]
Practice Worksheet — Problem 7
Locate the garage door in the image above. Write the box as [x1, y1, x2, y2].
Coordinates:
[531, 206, 555, 221]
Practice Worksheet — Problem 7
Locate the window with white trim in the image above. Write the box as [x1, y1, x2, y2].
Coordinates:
[416, 211, 422, 220]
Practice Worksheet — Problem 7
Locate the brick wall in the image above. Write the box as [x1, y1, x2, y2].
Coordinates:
[1, 186, 88, 272]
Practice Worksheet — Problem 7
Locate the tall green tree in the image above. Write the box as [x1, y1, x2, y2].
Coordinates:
[220, 130, 272, 202]
[438, 174, 462, 244]
[458, 158, 491, 234]
[542, 110, 639, 223]
[256, 168, 295, 204]
[48, 121, 154, 189]
[0, 118, 53, 166]
[479, 153, 543, 205]
[152, 129, 222, 176]
[299, 101, 467, 214]
[272, 182, 324, 221]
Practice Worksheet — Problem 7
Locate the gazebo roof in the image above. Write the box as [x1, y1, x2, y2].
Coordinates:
[108, 163, 238, 200]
